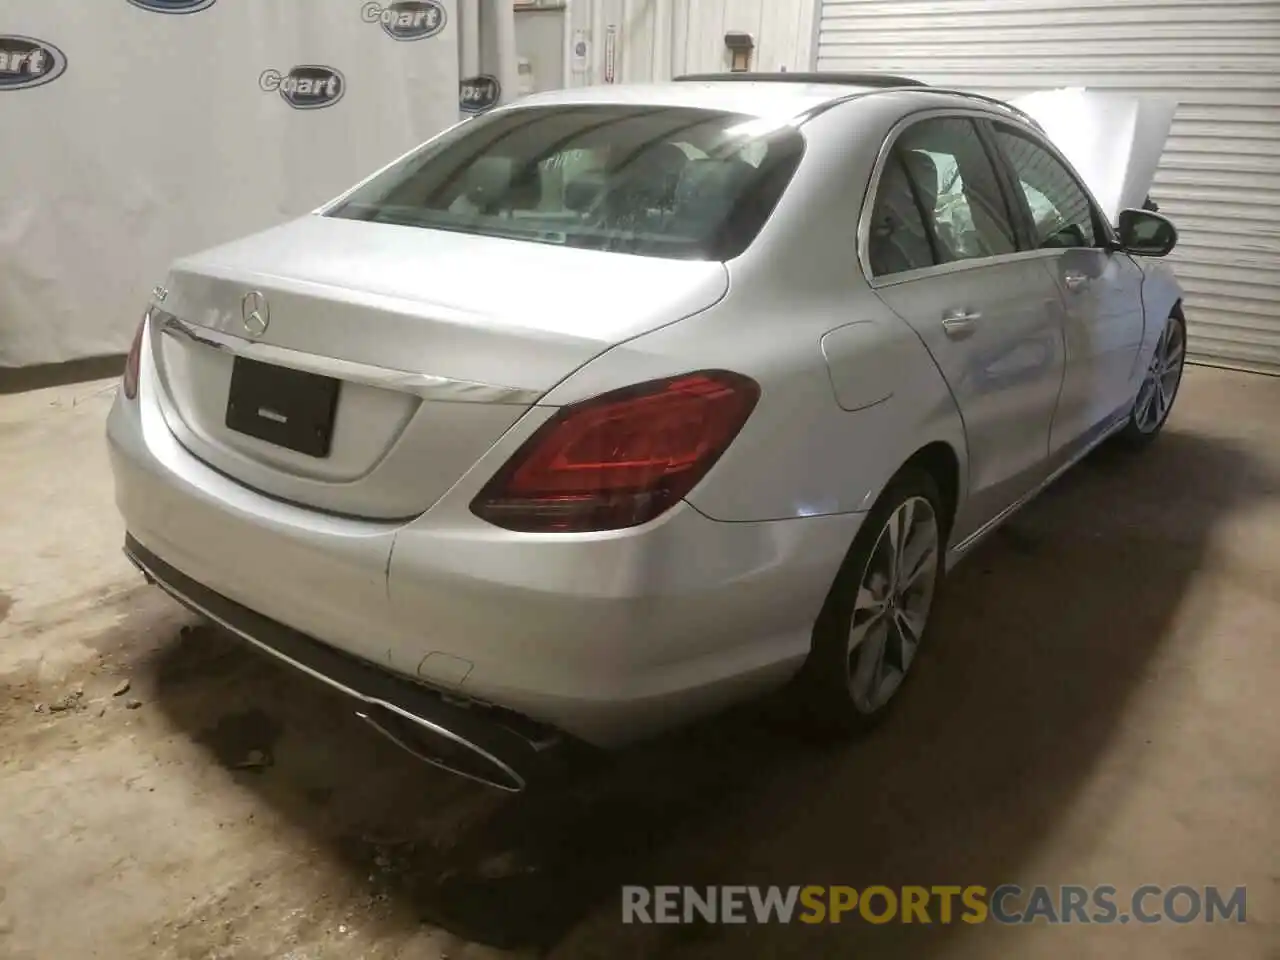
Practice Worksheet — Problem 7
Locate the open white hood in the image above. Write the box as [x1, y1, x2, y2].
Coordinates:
[1012, 88, 1177, 224]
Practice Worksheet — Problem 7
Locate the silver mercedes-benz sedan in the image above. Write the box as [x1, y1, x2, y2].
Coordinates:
[107, 73, 1186, 790]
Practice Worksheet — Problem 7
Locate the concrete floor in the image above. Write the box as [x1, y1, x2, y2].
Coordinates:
[1, 367, 1277, 959]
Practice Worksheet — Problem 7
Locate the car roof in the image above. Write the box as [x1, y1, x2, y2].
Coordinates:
[509, 74, 1036, 127]
[512, 78, 899, 120]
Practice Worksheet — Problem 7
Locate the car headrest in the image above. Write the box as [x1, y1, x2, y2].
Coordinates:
[642, 142, 692, 172]
[613, 143, 687, 187]
[902, 150, 940, 208]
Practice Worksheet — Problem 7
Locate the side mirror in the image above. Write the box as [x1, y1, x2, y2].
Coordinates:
[1117, 208, 1178, 258]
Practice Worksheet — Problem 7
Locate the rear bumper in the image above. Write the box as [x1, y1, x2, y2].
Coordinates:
[107, 340, 865, 748]
[124, 536, 564, 791]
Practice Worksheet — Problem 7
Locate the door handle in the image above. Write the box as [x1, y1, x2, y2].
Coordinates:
[1063, 271, 1089, 292]
[942, 309, 981, 339]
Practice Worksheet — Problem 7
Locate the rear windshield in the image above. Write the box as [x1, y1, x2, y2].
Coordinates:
[326, 104, 805, 261]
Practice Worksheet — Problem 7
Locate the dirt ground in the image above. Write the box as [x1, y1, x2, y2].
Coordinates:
[1, 367, 1278, 960]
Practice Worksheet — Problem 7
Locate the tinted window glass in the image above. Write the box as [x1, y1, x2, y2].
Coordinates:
[327, 105, 804, 261]
[896, 118, 1018, 262]
[868, 153, 935, 277]
[993, 124, 1098, 249]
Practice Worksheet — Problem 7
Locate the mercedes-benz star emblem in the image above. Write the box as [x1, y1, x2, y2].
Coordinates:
[241, 291, 270, 338]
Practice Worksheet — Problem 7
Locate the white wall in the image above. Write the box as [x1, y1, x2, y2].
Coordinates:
[672, 0, 816, 75]
[566, 0, 816, 86]
[1, 0, 811, 370]
[1, 0, 517, 371]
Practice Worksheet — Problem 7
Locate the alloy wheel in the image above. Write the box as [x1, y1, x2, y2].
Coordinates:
[1134, 319, 1186, 434]
[847, 496, 940, 714]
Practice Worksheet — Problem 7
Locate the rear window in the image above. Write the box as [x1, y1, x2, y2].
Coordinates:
[326, 105, 805, 261]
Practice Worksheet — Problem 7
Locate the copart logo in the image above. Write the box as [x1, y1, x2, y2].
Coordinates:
[460, 74, 501, 114]
[362, 1, 447, 41]
[260, 66, 347, 110]
[0, 36, 67, 91]
[126, 0, 219, 13]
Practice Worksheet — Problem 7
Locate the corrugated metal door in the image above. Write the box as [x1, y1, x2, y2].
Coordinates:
[816, 0, 1280, 374]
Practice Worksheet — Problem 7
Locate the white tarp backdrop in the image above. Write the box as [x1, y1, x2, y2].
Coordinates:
[1, 0, 516, 369]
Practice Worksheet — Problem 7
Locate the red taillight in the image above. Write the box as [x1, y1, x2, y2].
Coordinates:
[471, 370, 760, 533]
[122, 312, 148, 400]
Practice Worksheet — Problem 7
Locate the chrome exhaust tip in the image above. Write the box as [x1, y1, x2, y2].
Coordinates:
[355, 705, 526, 792]
[122, 545, 155, 584]
[123, 536, 576, 794]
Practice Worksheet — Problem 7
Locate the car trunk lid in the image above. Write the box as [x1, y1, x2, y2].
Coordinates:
[149, 215, 729, 520]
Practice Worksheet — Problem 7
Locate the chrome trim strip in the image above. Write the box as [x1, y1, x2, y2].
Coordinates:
[124, 545, 526, 792]
[912, 88, 1046, 131]
[351, 708, 517, 790]
[946, 413, 1130, 568]
[868, 248, 1064, 290]
[155, 311, 542, 406]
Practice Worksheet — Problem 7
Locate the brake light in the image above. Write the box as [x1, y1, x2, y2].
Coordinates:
[471, 371, 760, 533]
[122, 312, 148, 401]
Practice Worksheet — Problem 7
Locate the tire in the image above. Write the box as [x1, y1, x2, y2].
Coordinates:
[798, 467, 947, 735]
[1117, 309, 1187, 448]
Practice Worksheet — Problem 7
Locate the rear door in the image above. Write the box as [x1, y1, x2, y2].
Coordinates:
[986, 121, 1148, 464]
[864, 114, 1066, 543]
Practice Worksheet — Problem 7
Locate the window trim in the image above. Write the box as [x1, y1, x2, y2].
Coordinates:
[974, 119, 1036, 251]
[983, 119, 1116, 254]
[892, 145, 944, 267]
[857, 107, 1117, 289]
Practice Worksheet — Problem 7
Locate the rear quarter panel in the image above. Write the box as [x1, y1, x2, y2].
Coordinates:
[539, 100, 968, 524]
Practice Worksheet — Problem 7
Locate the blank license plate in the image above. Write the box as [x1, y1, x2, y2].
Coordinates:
[225, 356, 341, 458]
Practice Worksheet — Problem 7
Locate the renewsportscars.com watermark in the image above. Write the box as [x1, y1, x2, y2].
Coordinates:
[622, 885, 1248, 926]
